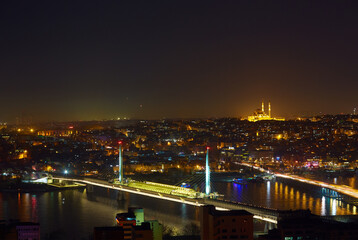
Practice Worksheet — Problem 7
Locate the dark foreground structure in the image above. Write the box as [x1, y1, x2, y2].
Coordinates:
[259, 210, 358, 240]
[0, 220, 40, 240]
[200, 205, 254, 240]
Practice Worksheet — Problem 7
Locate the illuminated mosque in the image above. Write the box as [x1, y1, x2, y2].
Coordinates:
[247, 100, 285, 122]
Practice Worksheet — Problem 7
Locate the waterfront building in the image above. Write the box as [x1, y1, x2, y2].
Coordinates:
[200, 205, 253, 240]
[133, 222, 154, 240]
[94, 227, 124, 240]
[128, 207, 144, 226]
[116, 207, 161, 240]
[163, 237, 200, 240]
[259, 210, 358, 240]
[147, 220, 163, 240]
[0, 221, 40, 240]
[94, 224, 155, 240]
[16, 223, 40, 240]
[116, 211, 137, 239]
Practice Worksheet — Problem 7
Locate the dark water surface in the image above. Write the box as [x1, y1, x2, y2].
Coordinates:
[1, 177, 357, 239]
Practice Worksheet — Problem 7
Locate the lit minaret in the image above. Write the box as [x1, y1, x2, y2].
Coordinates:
[205, 146, 211, 195]
[118, 141, 123, 183]
[268, 101, 271, 118]
[261, 100, 265, 113]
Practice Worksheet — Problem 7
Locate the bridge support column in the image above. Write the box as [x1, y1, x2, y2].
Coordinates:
[117, 191, 126, 201]
[86, 184, 94, 193]
[322, 188, 342, 199]
[264, 222, 275, 233]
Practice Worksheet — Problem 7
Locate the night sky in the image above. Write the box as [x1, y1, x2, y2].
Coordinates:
[1, 1, 358, 122]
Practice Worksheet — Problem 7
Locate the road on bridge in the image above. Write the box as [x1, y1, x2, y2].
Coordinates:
[239, 163, 358, 202]
[53, 177, 278, 224]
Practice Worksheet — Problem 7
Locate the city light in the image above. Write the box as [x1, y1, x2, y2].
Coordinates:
[2, 1, 358, 239]
[53, 177, 278, 224]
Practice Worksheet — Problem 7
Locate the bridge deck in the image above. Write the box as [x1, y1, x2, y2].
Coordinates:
[240, 163, 358, 202]
[54, 177, 278, 223]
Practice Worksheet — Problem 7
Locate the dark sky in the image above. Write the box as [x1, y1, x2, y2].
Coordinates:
[1, 1, 358, 122]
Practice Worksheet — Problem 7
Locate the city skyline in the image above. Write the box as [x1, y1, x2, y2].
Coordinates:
[1, 1, 358, 122]
[5, 99, 358, 124]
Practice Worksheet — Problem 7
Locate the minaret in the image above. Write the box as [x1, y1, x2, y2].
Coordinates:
[261, 100, 265, 113]
[205, 146, 210, 195]
[268, 101, 271, 118]
[118, 141, 123, 183]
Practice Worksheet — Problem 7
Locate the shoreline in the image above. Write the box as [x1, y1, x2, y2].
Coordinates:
[0, 182, 85, 193]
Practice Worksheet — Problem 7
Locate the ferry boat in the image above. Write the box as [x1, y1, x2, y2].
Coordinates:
[232, 178, 247, 185]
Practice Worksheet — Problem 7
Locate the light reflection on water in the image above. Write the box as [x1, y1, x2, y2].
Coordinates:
[266, 181, 271, 206]
[320, 197, 326, 216]
[0, 177, 357, 239]
[0, 188, 198, 239]
[331, 199, 336, 215]
[320, 175, 358, 189]
[217, 179, 354, 216]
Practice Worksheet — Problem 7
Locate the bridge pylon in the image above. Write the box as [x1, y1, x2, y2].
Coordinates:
[118, 141, 123, 184]
[205, 147, 210, 195]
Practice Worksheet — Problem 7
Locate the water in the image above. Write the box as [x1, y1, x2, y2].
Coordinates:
[216, 181, 355, 215]
[1, 177, 357, 239]
[0, 188, 198, 239]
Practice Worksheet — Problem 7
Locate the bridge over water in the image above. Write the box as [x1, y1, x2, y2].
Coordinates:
[50, 146, 333, 225]
[239, 163, 358, 206]
[51, 147, 358, 225]
[53, 176, 279, 224]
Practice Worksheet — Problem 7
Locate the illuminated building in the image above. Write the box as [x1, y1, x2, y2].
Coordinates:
[146, 220, 163, 240]
[115, 208, 158, 240]
[259, 210, 358, 240]
[116, 210, 136, 239]
[0, 123, 7, 130]
[37, 129, 74, 137]
[247, 100, 285, 122]
[133, 223, 153, 240]
[200, 205, 254, 240]
[17, 223, 41, 240]
[94, 227, 124, 240]
[0, 221, 40, 240]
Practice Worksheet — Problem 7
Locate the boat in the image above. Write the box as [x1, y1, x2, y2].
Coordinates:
[248, 176, 264, 183]
[232, 178, 247, 184]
